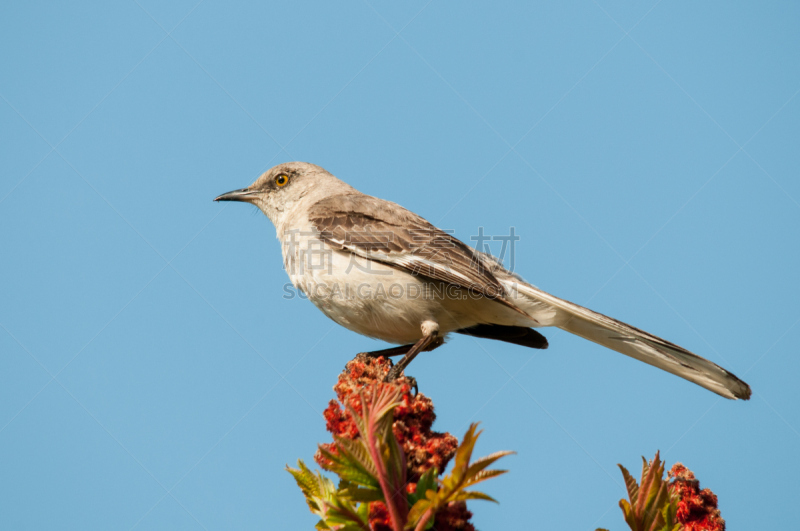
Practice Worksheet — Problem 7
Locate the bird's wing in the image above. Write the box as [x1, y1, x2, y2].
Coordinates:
[505, 279, 752, 400]
[307, 193, 507, 300]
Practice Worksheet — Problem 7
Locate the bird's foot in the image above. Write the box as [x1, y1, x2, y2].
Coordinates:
[405, 375, 418, 396]
[384, 363, 403, 382]
[383, 365, 418, 396]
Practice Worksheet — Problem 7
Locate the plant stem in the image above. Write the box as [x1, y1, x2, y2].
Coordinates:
[362, 390, 405, 531]
[414, 509, 434, 531]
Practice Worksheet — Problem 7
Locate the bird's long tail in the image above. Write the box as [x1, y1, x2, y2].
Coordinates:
[502, 279, 751, 400]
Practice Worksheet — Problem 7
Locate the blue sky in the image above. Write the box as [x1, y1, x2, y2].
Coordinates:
[1, 1, 798, 529]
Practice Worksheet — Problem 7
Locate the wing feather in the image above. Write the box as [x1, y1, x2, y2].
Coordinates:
[308, 194, 507, 300]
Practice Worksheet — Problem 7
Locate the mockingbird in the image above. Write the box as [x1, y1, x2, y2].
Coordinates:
[215, 162, 751, 400]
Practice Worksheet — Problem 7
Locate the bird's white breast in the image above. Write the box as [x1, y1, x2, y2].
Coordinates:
[277, 228, 537, 344]
[280, 228, 433, 342]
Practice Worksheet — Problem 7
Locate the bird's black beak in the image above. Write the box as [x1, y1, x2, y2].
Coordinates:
[214, 188, 258, 202]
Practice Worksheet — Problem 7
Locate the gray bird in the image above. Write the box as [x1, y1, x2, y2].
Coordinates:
[215, 162, 751, 400]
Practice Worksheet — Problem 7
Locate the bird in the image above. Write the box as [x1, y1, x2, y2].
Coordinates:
[215, 162, 751, 400]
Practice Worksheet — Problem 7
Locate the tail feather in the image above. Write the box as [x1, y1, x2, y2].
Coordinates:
[456, 324, 548, 349]
[504, 280, 751, 400]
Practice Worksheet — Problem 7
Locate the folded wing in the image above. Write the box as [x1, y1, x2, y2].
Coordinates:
[308, 193, 507, 300]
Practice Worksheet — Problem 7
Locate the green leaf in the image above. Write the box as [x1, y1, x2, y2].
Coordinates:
[619, 498, 636, 531]
[659, 498, 682, 531]
[464, 450, 515, 479]
[287, 460, 321, 498]
[287, 460, 330, 512]
[318, 441, 380, 489]
[406, 423, 512, 529]
[408, 468, 438, 507]
[452, 490, 499, 503]
[338, 525, 371, 531]
[452, 424, 480, 480]
[286, 460, 371, 531]
[334, 437, 379, 476]
[341, 486, 384, 503]
[463, 468, 509, 488]
[614, 451, 680, 531]
[357, 501, 370, 522]
[618, 464, 639, 514]
[407, 499, 433, 527]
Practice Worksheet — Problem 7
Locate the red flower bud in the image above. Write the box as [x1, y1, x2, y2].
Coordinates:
[668, 463, 726, 531]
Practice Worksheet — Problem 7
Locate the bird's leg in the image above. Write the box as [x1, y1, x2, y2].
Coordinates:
[385, 321, 442, 381]
[385, 334, 441, 381]
[361, 344, 416, 358]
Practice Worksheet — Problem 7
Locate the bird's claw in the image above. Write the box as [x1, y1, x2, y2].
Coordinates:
[384, 366, 418, 395]
[406, 376, 419, 396]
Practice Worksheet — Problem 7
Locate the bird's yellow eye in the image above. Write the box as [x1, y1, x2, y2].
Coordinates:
[275, 174, 289, 187]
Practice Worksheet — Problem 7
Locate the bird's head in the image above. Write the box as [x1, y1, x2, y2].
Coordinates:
[214, 162, 351, 227]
